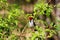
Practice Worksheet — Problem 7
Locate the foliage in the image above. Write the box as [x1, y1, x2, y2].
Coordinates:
[0, 0, 59, 40]
[30, 1, 57, 40]
[0, 0, 25, 40]
[34, 3, 53, 18]
[31, 26, 45, 40]
[31, 22, 56, 40]
[0, 0, 8, 10]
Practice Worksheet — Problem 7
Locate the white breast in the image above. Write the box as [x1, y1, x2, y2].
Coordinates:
[29, 19, 34, 27]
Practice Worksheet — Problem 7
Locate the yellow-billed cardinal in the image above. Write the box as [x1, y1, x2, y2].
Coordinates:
[29, 16, 36, 27]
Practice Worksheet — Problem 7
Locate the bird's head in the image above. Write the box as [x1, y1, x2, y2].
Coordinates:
[29, 16, 33, 20]
[28, 16, 36, 27]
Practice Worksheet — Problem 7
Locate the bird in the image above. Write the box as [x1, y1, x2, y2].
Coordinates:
[29, 16, 36, 27]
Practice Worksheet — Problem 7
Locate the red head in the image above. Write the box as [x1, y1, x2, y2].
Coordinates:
[29, 16, 33, 20]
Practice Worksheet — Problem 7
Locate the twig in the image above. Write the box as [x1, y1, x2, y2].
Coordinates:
[22, 23, 28, 33]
